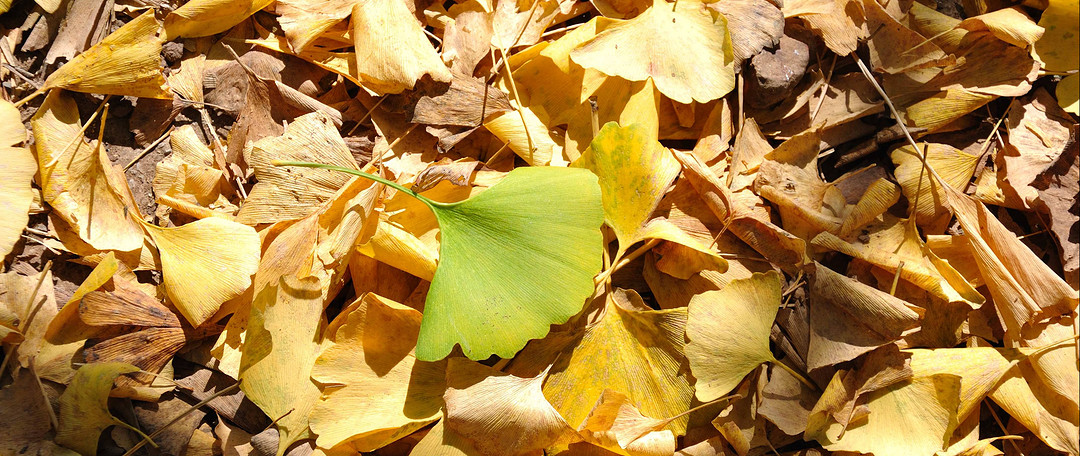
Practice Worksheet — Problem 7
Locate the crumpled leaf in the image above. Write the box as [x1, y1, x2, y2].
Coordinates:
[239, 112, 359, 225]
[577, 390, 677, 456]
[812, 216, 984, 306]
[1031, 134, 1079, 286]
[413, 166, 604, 361]
[686, 271, 783, 401]
[891, 143, 981, 234]
[807, 263, 924, 371]
[570, 0, 736, 104]
[164, 0, 275, 39]
[710, 0, 783, 65]
[576, 122, 726, 264]
[807, 351, 962, 456]
[509, 289, 694, 435]
[351, 0, 452, 93]
[142, 217, 260, 326]
[939, 183, 1078, 338]
[276, 0, 357, 53]
[0, 99, 36, 258]
[1000, 89, 1074, 207]
[43, 11, 170, 99]
[55, 362, 140, 456]
[673, 149, 807, 272]
[444, 358, 578, 456]
[309, 293, 445, 452]
[31, 90, 146, 253]
[152, 125, 237, 219]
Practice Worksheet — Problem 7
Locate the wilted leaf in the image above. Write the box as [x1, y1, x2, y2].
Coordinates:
[239, 112, 359, 225]
[807, 360, 961, 456]
[807, 263, 924, 371]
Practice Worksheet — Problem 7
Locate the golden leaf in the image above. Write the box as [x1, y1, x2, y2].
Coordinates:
[43, 11, 170, 99]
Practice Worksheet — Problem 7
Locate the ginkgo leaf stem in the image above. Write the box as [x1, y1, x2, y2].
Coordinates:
[771, 357, 818, 391]
[13, 88, 45, 107]
[271, 161, 447, 209]
[593, 238, 661, 286]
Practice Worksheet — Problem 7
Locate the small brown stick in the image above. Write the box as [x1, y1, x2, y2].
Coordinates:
[123, 128, 171, 171]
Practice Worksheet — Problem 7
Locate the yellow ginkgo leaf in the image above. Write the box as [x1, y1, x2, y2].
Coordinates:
[55, 362, 140, 456]
[576, 122, 726, 267]
[957, 7, 1044, 48]
[163, 0, 275, 39]
[510, 289, 693, 435]
[1057, 73, 1079, 115]
[351, 0, 452, 94]
[570, 0, 736, 104]
[1034, 0, 1078, 74]
[152, 125, 237, 218]
[0, 100, 35, 259]
[276, 0, 357, 53]
[409, 414, 483, 456]
[43, 11, 170, 99]
[686, 271, 783, 401]
[31, 91, 146, 253]
[891, 143, 981, 234]
[309, 294, 445, 452]
[906, 347, 1023, 422]
[577, 390, 677, 456]
[673, 149, 808, 273]
[940, 184, 1078, 338]
[444, 358, 578, 456]
[0, 97, 23, 147]
[237, 177, 381, 454]
[808, 368, 962, 456]
[238, 112, 359, 225]
[143, 217, 260, 326]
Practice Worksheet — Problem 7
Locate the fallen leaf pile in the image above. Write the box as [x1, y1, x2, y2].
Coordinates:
[0, 0, 1077, 454]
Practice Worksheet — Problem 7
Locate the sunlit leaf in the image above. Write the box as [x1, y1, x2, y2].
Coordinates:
[142, 217, 260, 326]
[570, 0, 736, 104]
[43, 11, 170, 99]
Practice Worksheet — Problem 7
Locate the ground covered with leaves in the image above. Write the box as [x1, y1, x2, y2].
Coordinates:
[0, 0, 1078, 454]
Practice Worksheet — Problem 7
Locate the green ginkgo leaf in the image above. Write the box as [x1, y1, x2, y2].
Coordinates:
[274, 161, 604, 361]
